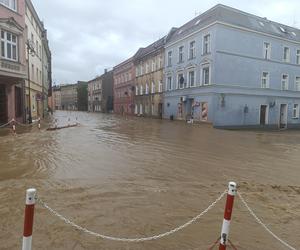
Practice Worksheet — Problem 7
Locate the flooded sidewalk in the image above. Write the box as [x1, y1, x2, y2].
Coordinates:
[0, 111, 299, 249]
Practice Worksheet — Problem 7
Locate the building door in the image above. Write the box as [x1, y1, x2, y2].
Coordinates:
[158, 103, 163, 119]
[0, 85, 7, 124]
[260, 105, 268, 125]
[279, 104, 287, 129]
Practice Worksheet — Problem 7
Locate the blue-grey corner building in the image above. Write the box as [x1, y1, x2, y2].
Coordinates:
[163, 4, 300, 129]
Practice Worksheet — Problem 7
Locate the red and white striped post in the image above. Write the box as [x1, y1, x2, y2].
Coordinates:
[219, 182, 237, 250]
[22, 188, 36, 250]
[12, 118, 16, 134]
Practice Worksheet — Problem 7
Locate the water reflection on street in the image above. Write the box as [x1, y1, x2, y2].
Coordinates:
[0, 111, 299, 249]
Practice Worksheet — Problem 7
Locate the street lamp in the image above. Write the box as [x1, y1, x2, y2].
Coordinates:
[26, 39, 36, 124]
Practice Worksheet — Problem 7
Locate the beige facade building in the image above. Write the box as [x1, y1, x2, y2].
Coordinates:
[134, 38, 165, 118]
[25, 0, 51, 121]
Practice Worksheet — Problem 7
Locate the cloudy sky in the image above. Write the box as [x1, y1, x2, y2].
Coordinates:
[31, 0, 300, 85]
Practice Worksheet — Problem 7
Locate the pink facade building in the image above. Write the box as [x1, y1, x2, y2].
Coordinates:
[0, 0, 27, 124]
[113, 57, 135, 115]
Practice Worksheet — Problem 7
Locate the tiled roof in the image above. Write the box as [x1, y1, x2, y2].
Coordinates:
[134, 37, 166, 61]
[167, 4, 300, 44]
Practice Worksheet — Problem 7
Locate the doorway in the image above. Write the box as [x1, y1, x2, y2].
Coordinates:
[279, 104, 287, 129]
[260, 105, 268, 125]
[0, 85, 7, 124]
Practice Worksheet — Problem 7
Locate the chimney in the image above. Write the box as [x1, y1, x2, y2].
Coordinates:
[104, 69, 108, 74]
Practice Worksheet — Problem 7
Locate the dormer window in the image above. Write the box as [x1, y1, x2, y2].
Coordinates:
[279, 27, 286, 33]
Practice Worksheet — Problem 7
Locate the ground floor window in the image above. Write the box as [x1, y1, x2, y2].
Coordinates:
[293, 104, 299, 118]
[139, 104, 143, 115]
[135, 104, 138, 114]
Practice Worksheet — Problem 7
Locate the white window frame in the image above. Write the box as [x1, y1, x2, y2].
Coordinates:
[167, 76, 172, 91]
[188, 69, 196, 87]
[281, 74, 289, 90]
[0, 0, 17, 11]
[201, 65, 211, 85]
[203, 34, 211, 55]
[261, 72, 270, 88]
[1, 30, 18, 61]
[135, 85, 139, 96]
[167, 51, 172, 66]
[145, 83, 149, 95]
[177, 72, 184, 89]
[295, 76, 300, 91]
[178, 46, 184, 63]
[283, 47, 290, 63]
[189, 41, 195, 59]
[145, 62, 149, 74]
[158, 80, 163, 93]
[297, 50, 300, 65]
[293, 104, 299, 118]
[140, 85, 143, 95]
[151, 81, 155, 94]
[263, 42, 271, 60]
[151, 60, 155, 72]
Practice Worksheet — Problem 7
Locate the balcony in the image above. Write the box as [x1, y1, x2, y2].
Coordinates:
[0, 59, 27, 79]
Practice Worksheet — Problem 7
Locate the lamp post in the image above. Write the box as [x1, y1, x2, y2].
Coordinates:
[26, 40, 35, 124]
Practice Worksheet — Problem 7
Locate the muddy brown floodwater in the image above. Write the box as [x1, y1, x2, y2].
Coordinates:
[0, 110, 299, 250]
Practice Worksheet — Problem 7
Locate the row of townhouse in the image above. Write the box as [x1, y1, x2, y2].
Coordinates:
[0, 0, 52, 125]
[113, 4, 300, 129]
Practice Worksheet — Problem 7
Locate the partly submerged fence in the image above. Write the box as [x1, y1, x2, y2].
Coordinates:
[21, 182, 298, 250]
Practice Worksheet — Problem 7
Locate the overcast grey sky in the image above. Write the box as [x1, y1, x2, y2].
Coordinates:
[31, 0, 300, 85]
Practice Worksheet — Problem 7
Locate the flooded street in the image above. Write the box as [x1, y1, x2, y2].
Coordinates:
[0, 111, 299, 249]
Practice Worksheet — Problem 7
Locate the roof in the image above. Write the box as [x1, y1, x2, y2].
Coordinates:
[134, 36, 166, 61]
[167, 4, 300, 44]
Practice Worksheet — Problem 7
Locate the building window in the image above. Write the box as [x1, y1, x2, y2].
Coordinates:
[167, 76, 172, 91]
[151, 60, 155, 72]
[145, 83, 149, 94]
[158, 80, 163, 92]
[202, 66, 210, 85]
[145, 62, 149, 74]
[178, 73, 184, 89]
[139, 104, 143, 115]
[135, 67, 139, 77]
[261, 72, 269, 88]
[296, 77, 300, 91]
[140, 85, 143, 95]
[283, 47, 290, 62]
[188, 70, 195, 87]
[0, 0, 16, 11]
[1, 30, 18, 61]
[178, 46, 184, 63]
[297, 50, 300, 65]
[189, 41, 195, 59]
[167, 51, 172, 66]
[293, 104, 299, 118]
[281, 74, 289, 90]
[151, 81, 155, 94]
[263, 42, 271, 60]
[158, 56, 162, 68]
[203, 34, 211, 54]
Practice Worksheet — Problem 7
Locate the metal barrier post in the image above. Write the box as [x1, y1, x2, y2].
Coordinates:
[219, 182, 237, 250]
[12, 119, 16, 134]
[38, 118, 41, 129]
[22, 188, 36, 250]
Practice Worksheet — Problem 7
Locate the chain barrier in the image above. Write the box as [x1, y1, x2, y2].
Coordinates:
[0, 119, 13, 128]
[36, 190, 227, 242]
[237, 192, 297, 250]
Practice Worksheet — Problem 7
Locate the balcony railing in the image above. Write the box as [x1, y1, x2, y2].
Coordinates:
[0, 59, 26, 77]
